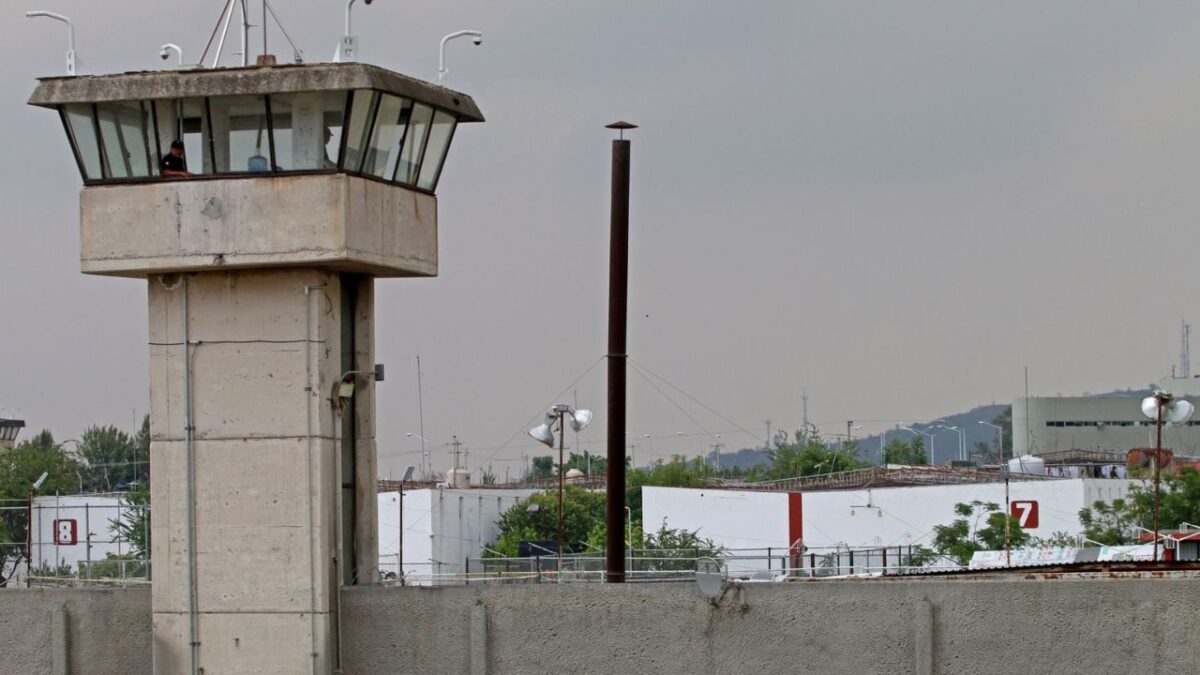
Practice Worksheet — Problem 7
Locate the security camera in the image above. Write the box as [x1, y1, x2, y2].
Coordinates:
[160, 48, 169, 61]
[364, 0, 373, 4]
[473, 36, 482, 46]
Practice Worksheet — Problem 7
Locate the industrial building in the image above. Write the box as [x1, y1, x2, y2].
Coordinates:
[643, 477, 1143, 571]
[1012, 390, 1200, 458]
[377, 487, 535, 585]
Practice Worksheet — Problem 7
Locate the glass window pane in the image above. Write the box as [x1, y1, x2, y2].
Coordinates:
[208, 96, 271, 173]
[417, 111, 456, 191]
[396, 104, 433, 185]
[342, 90, 378, 173]
[96, 102, 155, 178]
[268, 92, 346, 171]
[63, 104, 102, 180]
[178, 98, 210, 175]
[363, 94, 412, 179]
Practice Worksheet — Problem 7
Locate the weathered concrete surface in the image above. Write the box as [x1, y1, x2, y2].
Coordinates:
[80, 175, 437, 278]
[28, 62, 485, 122]
[0, 588, 151, 675]
[340, 577, 1200, 675]
[147, 269, 377, 674]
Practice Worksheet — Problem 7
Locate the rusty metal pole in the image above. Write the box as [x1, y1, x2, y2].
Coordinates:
[1154, 401, 1164, 562]
[605, 121, 635, 583]
[557, 409, 566, 581]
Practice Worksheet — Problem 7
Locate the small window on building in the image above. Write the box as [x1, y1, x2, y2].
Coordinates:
[96, 101, 157, 179]
[395, 103, 433, 185]
[208, 95, 271, 173]
[417, 111, 457, 191]
[268, 91, 346, 171]
[342, 89, 379, 173]
[62, 104, 103, 180]
[362, 94, 413, 179]
[177, 98, 212, 175]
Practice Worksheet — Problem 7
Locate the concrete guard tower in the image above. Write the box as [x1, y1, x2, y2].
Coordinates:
[29, 63, 483, 674]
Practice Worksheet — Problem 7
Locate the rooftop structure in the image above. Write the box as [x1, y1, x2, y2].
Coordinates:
[0, 418, 25, 450]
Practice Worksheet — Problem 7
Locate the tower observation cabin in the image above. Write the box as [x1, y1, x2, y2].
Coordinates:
[30, 62, 484, 277]
[29, 62, 482, 675]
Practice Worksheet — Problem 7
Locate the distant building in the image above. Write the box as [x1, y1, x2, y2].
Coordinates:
[643, 477, 1143, 574]
[1013, 389, 1200, 458]
[377, 487, 536, 585]
[0, 418, 24, 450]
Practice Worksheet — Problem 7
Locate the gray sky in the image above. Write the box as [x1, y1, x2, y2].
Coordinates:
[2, 2, 1199, 479]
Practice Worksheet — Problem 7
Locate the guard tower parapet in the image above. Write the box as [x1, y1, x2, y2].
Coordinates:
[30, 63, 483, 278]
[30, 62, 482, 675]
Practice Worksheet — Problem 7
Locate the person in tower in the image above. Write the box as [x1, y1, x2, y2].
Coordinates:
[160, 140, 193, 177]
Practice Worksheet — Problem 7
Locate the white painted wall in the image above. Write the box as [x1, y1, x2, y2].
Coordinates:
[378, 488, 535, 585]
[645, 479, 1145, 554]
[30, 495, 131, 573]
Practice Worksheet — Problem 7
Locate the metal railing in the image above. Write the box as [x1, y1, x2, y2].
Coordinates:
[384, 545, 964, 586]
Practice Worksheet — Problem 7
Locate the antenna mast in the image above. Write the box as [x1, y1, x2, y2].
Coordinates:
[1181, 320, 1192, 379]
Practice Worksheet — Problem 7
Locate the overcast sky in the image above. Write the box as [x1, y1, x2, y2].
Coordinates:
[2, 2, 1200, 478]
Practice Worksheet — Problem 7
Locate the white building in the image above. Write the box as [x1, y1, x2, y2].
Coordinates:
[377, 487, 535, 585]
[28, 494, 139, 576]
[643, 478, 1143, 572]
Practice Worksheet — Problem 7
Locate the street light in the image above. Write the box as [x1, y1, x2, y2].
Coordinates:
[438, 30, 483, 84]
[26, 11, 76, 76]
[1140, 390, 1194, 561]
[978, 421, 1004, 462]
[529, 404, 592, 579]
[935, 424, 965, 462]
[901, 427, 935, 463]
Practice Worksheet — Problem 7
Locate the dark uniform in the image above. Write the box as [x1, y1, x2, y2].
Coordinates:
[160, 152, 187, 174]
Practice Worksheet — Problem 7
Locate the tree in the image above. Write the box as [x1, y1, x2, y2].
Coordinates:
[931, 501, 1029, 565]
[78, 424, 146, 492]
[487, 486, 607, 557]
[1077, 467, 1200, 545]
[562, 451, 606, 475]
[480, 465, 497, 485]
[0, 431, 82, 585]
[528, 456, 554, 480]
[761, 429, 866, 480]
[882, 437, 927, 466]
[111, 481, 151, 560]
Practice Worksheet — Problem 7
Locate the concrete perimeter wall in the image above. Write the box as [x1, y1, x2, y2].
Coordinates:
[0, 588, 150, 675]
[342, 578, 1200, 675]
[6, 578, 1200, 674]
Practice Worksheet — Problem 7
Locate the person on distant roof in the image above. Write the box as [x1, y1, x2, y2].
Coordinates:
[160, 140, 193, 178]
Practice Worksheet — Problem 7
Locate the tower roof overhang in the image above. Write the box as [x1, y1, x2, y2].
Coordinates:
[28, 62, 484, 123]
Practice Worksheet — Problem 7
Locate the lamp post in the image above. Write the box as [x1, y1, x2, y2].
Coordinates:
[902, 427, 935, 463]
[26, 471, 49, 586]
[1140, 391, 1194, 561]
[530, 404, 592, 580]
[978, 421, 1004, 462]
[26, 11, 75, 76]
[945, 425, 966, 462]
[438, 30, 483, 84]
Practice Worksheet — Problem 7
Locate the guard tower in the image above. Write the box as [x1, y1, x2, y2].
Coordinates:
[29, 63, 483, 674]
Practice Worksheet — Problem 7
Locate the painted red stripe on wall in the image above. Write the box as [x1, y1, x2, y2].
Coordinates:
[788, 492, 802, 551]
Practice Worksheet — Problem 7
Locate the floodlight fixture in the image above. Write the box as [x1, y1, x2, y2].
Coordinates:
[32, 471, 49, 490]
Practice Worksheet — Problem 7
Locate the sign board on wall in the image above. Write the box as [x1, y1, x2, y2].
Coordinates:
[1011, 500, 1039, 529]
[53, 519, 77, 545]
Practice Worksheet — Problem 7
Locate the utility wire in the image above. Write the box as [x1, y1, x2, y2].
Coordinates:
[476, 355, 606, 468]
[628, 357, 764, 443]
